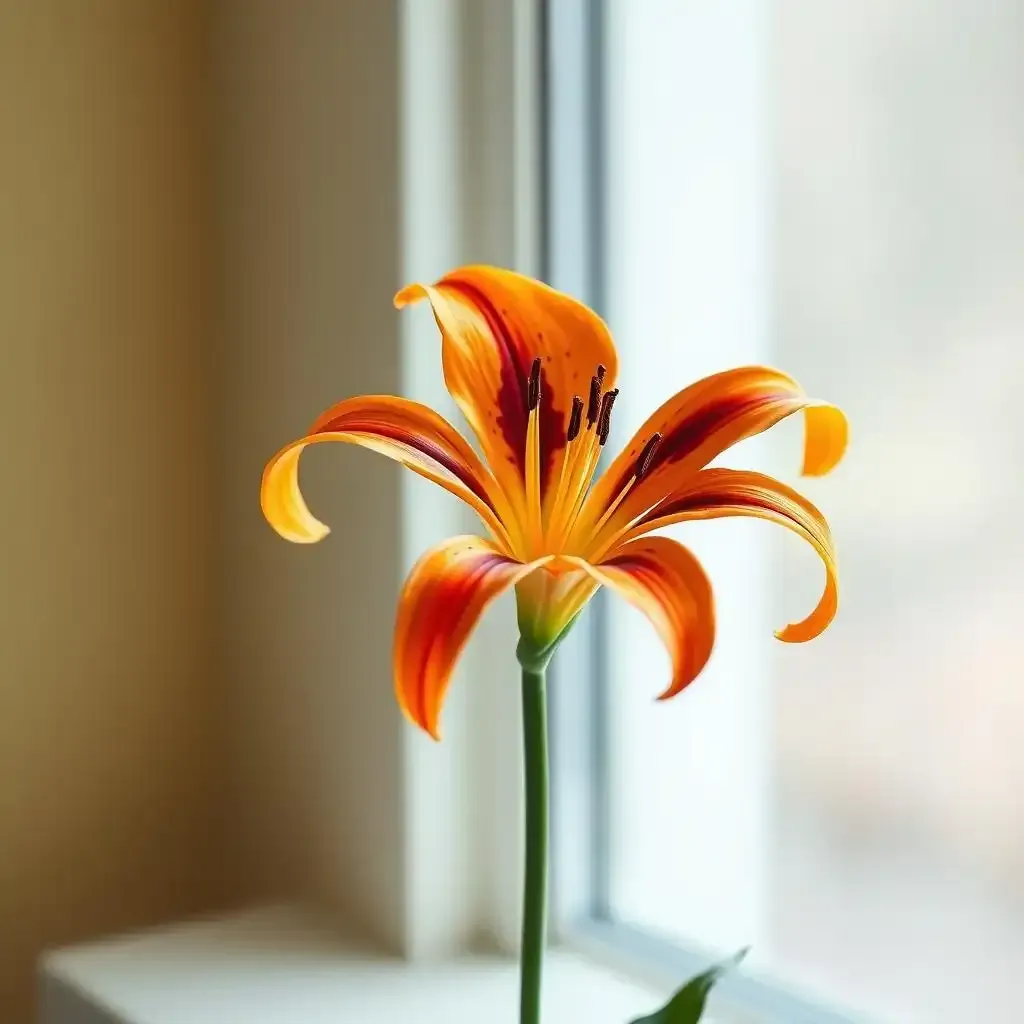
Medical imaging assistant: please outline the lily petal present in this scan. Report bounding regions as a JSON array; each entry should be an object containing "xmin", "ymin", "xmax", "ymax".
[
  {"xmin": 394, "ymin": 536, "xmax": 551, "ymax": 739},
  {"xmin": 586, "ymin": 366, "xmax": 847, "ymax": 540},
  {"xmin": 564, "ymin": 537, "xmax": 716, "ymax": 700},
  {"xmin": 624, "ymin": 468, "xmax": 838, "ymax": 643},
  {"xmin": 261, "ymin": 395, "xmax": 512, "ymax": 551},
  {"xmin": 395, "ymin": 265, "xmax": 619, "ymax": 506}
]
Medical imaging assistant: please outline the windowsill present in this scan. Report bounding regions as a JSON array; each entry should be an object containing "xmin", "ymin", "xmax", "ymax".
[{"xmin": 40, "ymin": 905, "xmax": 666, "ymax": 1024}]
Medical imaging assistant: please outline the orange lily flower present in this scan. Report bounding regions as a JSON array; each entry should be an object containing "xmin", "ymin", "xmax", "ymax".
[{"xmin": 262, "ymin": 266, "xmax": 846, "ymax": 739}]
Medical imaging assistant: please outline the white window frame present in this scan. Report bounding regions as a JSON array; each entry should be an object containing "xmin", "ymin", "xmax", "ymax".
[{"xmin": 543, "ymin": 3, "xmax": 862, "ymax": 1021}]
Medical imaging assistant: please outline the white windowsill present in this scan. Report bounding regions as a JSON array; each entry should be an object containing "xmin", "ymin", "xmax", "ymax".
[{"xmin": 40, "ymin": 906, "xmax": 665, "ymax": 1024}]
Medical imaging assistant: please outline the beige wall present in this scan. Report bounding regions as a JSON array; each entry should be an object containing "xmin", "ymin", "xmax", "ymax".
[
  {"xmin": 0, "ymin": 2, "xmax": 226, "ymax": 1018},
  {"xmin": 0, "ymin": 1, "xmax": 423, "ymax": 1013},
  {"xmin": 214, "ymin": 0, "xmax": 407, "ymax": 948}
]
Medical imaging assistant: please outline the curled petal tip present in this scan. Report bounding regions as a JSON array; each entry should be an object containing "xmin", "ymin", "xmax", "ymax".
[
  {"xmin": 282, "ymin": 523, "xmax": 330, "ymax": 544},
  {"xmin": 394, "ymin": 282, "xmax": 427, "ymax": 309},
  {"xmin": 774, "ymin": 595, "xmax": 836, "ymax": 642},
  {"xmin": 775, "ymin": 623, "xmax": 822, "ymax": 644},
  {"xmin": 261, "ymin": 443, "xmax": 334, "ymax": 544},
  {"xmin": 656, "ymin": 677, "xmax": 693, "ymax": 701},
  {"xmin": 263, "ymin": 515, "xmax": 330, "ymax": 544},
  {"xmin": 417, "ymin": 716, "xmax": 442, "ymax": 742},
  {"xmin": 397, "ymin": 697, "xmax": 441, "ymax": 740},
  {"xmin": 801, "ymin": 404, "xmax": 848, "ymax": 477}
]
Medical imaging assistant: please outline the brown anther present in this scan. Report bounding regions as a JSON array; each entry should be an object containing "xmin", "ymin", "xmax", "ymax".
[
  {"xmin": 566, "ymin": 396, "xmax": 584, "ymax": 442},
  {"xmin": 527, "ymin": 357, "xmax": 542, "ymax": 411},
  {"xmin": 634, "ymin": 433, "xmax": 662, "ymax": 479},
  {"xmin": 597, "ymin": 388, "xmax": 619, "ymax": 445},
  {"xmin": 596, "ymin": 363, "xmax": 607, "ymax": 384},
  {"xmin": 586, "ymin": 375, "xmax": 602, "ymax": 426}
]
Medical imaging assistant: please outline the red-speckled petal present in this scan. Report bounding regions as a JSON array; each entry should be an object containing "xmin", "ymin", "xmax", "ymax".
[
  {"xmin": 394, "ymin": 536, "xmax": 551, "ymax": 739},
  {"xmin": 624, "ymin": 468, "xmax": 839, "ymax": 643},
  {"xmin": 586, "ymin": 366, "xmax": 846, "ymax": 544},
  {"xmin": 261, "ymin": 395, "xmax": 511, "ymax": 552},
  {"xmin": 563, "ymin": 537, "xmax": 716, "ymax": 700},
  {"xmin": 396, "ymin": 266, "xmax": 619, "ymax": 515}
]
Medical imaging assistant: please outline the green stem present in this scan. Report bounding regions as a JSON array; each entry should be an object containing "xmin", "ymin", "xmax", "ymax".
[{"xmin": 519, "ymin": 665, "xmax": 549, "ymax": 1024}]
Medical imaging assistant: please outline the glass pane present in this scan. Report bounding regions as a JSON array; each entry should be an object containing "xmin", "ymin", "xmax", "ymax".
[{"xmin": 601, "ymin": 2, "xmax": 1024, "ymax": 1021}]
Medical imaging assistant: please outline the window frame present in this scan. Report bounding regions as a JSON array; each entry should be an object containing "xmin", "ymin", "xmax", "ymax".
[{"xmin": 543, "ymin": 4, "xmax": 861, "ymax": 1021}]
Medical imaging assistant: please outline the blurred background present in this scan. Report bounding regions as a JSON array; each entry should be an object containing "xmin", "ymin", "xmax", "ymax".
[
  {"xmin": 0, "ymin": 3, "xmax": 227, "ymax": 1017},
  {"xmin": 1, "ymin": 3, "xmax": 412, "ymax": 1019},
  {"xmin": 602, "ymin": 1, "xmax": 1024, "ymax": 1022},
  {"xmin": 2, "ymin": 1, "xmax": 1022, "ymax": 1022},
  {"xmin": 773, "ymin": 2, "xmax": 1024, "ymax": 1017}
]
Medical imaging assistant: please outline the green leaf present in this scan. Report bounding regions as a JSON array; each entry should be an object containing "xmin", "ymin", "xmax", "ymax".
[{"xmin": 628, "ymin": 948, "xmax": 749, "ymax": 1024}]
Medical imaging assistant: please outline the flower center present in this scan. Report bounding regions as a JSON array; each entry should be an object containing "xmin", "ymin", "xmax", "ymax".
[{"xmin": 523, "ymin": 357, "xmax": 660, "ymax": 562}]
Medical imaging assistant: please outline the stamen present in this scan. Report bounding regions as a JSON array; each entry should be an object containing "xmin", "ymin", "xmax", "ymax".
[
  {"xmin": 566, "ymin": 396, "xmax": 584, "ymax": 442},
  {"xmin": 585, "ymin": 375, "xmax": 602, "ymax": 427},
  {"xmin": 527, "ymin": 357, "xmax": 542, "ymax": 411},
  {"xmin": 555, "ymin": 386, "xmax": 618, "ymax": 549},
  {"xmin": 634, "ymin": 432, "xmax": 662, "ymax": 479},
  {"xmin": 580, "ymin": 431, "xmax": 658, "ymax": 555},
  {"xmin": 549, "ymin": 370, "xmax": 619, "ymax": 553},
  {"xmin": 560, "ymin": 443, "xmax": 601, "ymax": 545},
  {"xmin": 525, "ymin": 359, "xmax": 543, "ymax": 554},
  {"xmin": 597, "ymin": 388, "xmax": 619, "ymax": 445},
  {"xmin": 547, "ymin": 395, "xmax": 586, "ymax": 543}
]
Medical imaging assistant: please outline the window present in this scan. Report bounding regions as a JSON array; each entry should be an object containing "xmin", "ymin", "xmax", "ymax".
[{"xmin": 549, "ymin": 2, "xmax": 1024, "ymax": 1022}]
